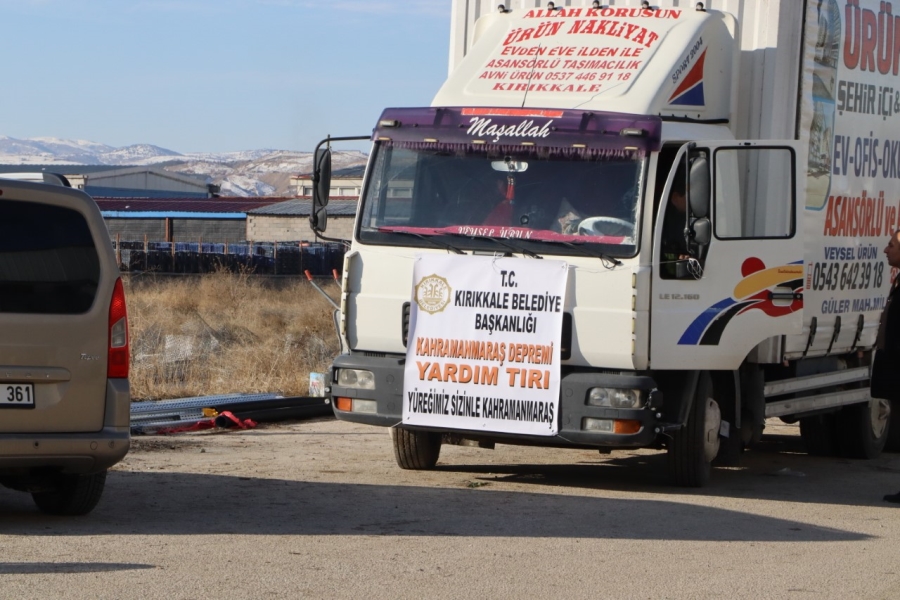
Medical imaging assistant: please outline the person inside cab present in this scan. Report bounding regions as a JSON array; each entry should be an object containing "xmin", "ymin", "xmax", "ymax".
[
  {"xmin": 483, "ymin": 175, "xmax": 515, "ymax": 226},
  {"xmin": 660, "ymin": 167, "xmax": 691, "ymax": 278}
]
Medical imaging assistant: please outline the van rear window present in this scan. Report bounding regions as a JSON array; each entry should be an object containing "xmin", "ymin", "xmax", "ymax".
[{"xmin": 0, "ymin": 200, "xmax": 100, "ymax": 314}]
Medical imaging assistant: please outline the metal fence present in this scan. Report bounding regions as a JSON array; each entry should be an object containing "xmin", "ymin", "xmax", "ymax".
[{"xmin": 112, "ymin": 240, "xmax": 346, "ymax": 276}]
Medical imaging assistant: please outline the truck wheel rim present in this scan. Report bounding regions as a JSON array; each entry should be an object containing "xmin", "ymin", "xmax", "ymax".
[
  {"xmin": 870, "ymin": 398, "xmax": 891, "ymax": 439},
  {"xmin": 704, "ymin": 398, "xmax": 722, "ymax": 462}
]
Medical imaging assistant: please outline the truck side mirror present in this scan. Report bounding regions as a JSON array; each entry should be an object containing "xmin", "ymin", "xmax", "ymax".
[
  {"xmin": 313, "ymin": 206, "xmax": 328, "ymax": 233},
  {"xmin": 311, "ymin": 144, "xmax": 332, "ymax": 233},
  {"xmin": 688, "ymin": 156, "xmax": 710, "ymax": 218},
  {"xmin": 690, "ymin": 216, "xmax": 711, "ymax": 246},
  {"xmin": 313, "ymin": 146, "xmax": 332, "ymax": 209}
]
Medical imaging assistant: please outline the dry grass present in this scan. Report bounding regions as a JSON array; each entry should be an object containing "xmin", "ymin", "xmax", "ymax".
[{"xmin": 124, "ymin": 271, "xmax": 340, "ymax": 401}]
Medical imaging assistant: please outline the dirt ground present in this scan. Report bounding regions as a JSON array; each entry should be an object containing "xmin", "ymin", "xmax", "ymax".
[{"xmin": 1, "ymin": 417, "xmax": 900, "ymax": 599}]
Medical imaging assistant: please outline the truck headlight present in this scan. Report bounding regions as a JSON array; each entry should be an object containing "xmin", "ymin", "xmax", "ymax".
[
  {"xmin": 336, "ymin": 368, "xmax": 375, "ymax": 390},
  {"xmin": 587, "ymin": 388, "xmax": 643, "ymax": 409}
]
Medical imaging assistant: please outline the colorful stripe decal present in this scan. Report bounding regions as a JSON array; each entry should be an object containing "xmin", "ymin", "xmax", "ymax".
[
  {"xmin": 677, "ymin": 259, "xmax": 804, "ymax": 345},
  {"xmin": 678, "ymin": 297, "xmax": 736, "ymax": 345}
]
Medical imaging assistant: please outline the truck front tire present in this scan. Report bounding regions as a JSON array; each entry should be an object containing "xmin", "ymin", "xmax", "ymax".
[
  {"xmin": 667, "ymin": 372, "xmax": 719, "ymax": 487},
  {"xmin": 391, "ymin": 427, "xmax": 441, "ymax": 470}
]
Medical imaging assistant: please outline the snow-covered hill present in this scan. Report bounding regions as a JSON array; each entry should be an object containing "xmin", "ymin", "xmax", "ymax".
[
  {"xmin": 100, "ymin": 144, "xmax": 182, "ymax": 164},
  {"xmin": 0, "ymin": 136, "xmax": 115, "ymax": 164},
  {"xmin": 0, "ymin": 136, "xmax": 368, "ymax": 197}
]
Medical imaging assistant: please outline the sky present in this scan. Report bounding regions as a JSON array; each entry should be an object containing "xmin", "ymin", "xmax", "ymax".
[{"xmin": 1, "ymin": 0, "xmax": 451, "ymax": 153}]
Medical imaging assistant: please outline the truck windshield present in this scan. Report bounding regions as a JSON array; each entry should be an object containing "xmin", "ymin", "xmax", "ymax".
[{"xmin": 358, "ymin": 142, "xmax": 644, "ymax": 257}]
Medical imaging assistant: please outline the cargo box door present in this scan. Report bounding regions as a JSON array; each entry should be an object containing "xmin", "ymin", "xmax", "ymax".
[{"xmin": 650, "ymin": 141, "xmax": 804, "ymax": 370}]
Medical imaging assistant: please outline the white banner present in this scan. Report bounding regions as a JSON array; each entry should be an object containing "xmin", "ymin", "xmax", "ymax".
[{"xmin": 403, "ymin": 255, "xmax": 568, "ymax": 436}]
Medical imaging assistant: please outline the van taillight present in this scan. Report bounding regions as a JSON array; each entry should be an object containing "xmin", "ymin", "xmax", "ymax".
[{"xmin": 108, "ymin": 277, "xmax": 129, "ymax": 379}]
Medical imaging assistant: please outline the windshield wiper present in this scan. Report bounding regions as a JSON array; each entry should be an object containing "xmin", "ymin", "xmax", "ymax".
[
  {"xmin": 386, "ymin": 230, "xmax": 466, "ymax": 254},
  {"xmin": 448, "ymin": 232, "xmax": 542, "ymax": 259},
  {"xmin": 547, "ymin": 239, "xmax": 622, "ymax": 267}
]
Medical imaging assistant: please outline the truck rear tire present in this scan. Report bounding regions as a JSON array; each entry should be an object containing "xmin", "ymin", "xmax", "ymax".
[
  {"xmin": 667, "ymin": 372, "xmax": 719, "ymax": 487},
  {"xmin": 799, "ymin": 413, "xmax": 839, "ymax": 456},
  {"xmin": 31, "ymin": 470, "xmax": 107, "ymax": 516},
  {"xmin": 837, "ymin": 398, "xmax": 890, "ymax": 459},
  {"xmin": 391, "ymin": 427, "xmax": 441, "ymax": 470},
  {"xmin": 885, "ymin": 399, "xmax": 900, "ymax": 453}
]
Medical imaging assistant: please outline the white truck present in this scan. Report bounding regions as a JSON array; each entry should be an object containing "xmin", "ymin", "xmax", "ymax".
[{"xmin": 311, "ymin": 0, "xmax": 900, "ymax": 485}]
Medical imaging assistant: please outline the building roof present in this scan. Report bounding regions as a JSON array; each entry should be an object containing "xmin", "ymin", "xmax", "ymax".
[
  {"xmin": 0, "ymin": 164, "xmax": 140, "ymax": 175},
  {"xmin": 0, "ymin": 164, "xmax": 206, "ymax": 185},
  {"xmin": 87, "ymin": 186, "xmax": 210, "ymax": 199},
  {"xmin": 247, "ymin": 198, "xmax": 358, "ymax": 216},
  {"xmin": 0, "ymin": 164, "xmax": 211, "ymax": 198},
  {"xmin": 87, "ymin": 165, "xmax": 209, "ymax": 187},
  {"xmin": 95, "ymin": 196, "xmax": 288, "ymax": 216}
]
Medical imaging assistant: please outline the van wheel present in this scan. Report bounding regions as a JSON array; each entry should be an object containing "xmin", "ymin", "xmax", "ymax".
[
  {"xmin": 391, "ymin": 427, "xmax": 441, "ymax": 470},
  {"xmin": 799, "ymin": 413, "xmax": 839, "ymax": 456},
  {"xmin": 837, "ymin": 398, "xmax": 891, "ymax": 459},
  {"xmin": 667, "ymin": 372, "xmax": 719, "ymax": 487},
  {"xmin": 31, "ymin": 470, "xmax": 107, "ymax": 516}
]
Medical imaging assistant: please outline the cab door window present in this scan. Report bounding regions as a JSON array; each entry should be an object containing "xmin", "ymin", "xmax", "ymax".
[{"xmin": 714, "ymin": 147, "xmax": 795, "ymax": 239}]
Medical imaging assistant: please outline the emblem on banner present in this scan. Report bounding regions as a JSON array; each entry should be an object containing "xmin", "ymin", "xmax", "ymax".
[{"xmin": 414, "ymin": 274, "xmax": 452, "ymax": 314}]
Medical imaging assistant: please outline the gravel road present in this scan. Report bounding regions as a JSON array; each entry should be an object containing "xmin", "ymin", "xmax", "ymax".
[{"xmin": 1, "ymin": 417, "xmax": 898, "ymax": 599}]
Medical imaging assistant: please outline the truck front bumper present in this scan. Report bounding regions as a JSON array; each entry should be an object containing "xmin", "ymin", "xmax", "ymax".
[{"xmin": 329, "ymin": 353, "xmax": 662, "ymax": 448}]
